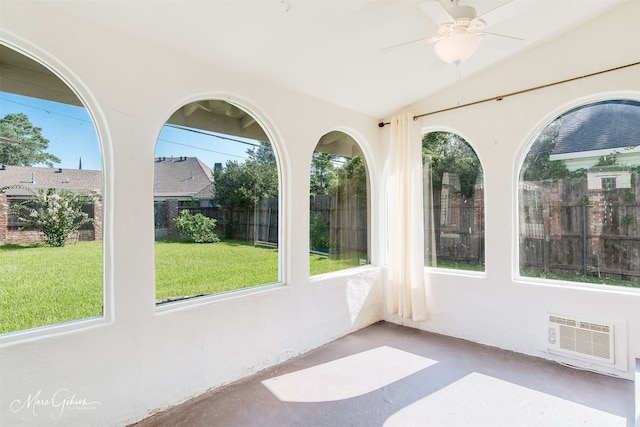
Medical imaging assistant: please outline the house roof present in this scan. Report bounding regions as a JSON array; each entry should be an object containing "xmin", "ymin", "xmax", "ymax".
[
  {"xmin": 1, "ymin": 157, "xmax": 215, "ymax": 199},
  {"xmin": 153, "ymin": 156, "xmax": 214, "ymax": 199},
  {"xmin": 551, "ymin": 100, "xmax": 640, "ymax": 156},
  {"xmin": 0, "ymin": 165, "xmax": 102, "ymax": 196}
]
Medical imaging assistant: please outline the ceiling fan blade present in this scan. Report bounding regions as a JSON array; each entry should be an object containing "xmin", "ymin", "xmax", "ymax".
[
  {"xmin": 380, "ymin": 35, "xmax": 440, "ymax": 53},
  {"xmin": 480, "ymin": 31, "xmax": 524, "ymax": 41},
  {"xmin": 418, "ymin": 1, "xmax": 454, "ymax": 25}
]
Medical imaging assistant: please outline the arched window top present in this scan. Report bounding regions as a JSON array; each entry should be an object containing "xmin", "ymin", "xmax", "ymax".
[
  {"xmin": 165, "ymin": 99, "xmax": 271, "ymax": 143},
  {"xmin": 316, "ymin": 130, "xmax": 364, "ymax": 158}
]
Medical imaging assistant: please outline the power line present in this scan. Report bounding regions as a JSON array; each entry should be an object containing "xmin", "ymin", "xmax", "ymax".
[
  {"xmin": 0, "ymin": 95, "xmax": 93, "ymax": 124},
  {"xmin": 164, "ymin": 124, "xmax": 263, "ymax": 147},
  {"xmin": 157, "ymin": 138, "xmax": 247, "ymax": 160}
]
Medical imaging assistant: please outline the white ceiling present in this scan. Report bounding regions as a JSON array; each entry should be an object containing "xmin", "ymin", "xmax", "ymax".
[{"xmin": 46, "ymin": 0, "xmax": 624, "ymax": 119}]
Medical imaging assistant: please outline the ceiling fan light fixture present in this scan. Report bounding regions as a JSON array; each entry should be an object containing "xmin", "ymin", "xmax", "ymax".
[{"xmin": 433, "ymin": 31, "xmax": 484, "ymax": 64}]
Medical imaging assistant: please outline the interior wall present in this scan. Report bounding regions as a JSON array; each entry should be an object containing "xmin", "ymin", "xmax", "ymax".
[
  {"xmin": 385, "ymin": 0, "xmax": 640, "ymax": 378},
  {"xmin": 0, "ymin": 2, "xmax": 384, "ymax": 426}
]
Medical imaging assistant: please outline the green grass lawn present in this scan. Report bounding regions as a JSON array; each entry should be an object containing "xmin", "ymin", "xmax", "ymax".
[
  {"xmin": 155, "ymin": 239, "xmax": 279, "ymax": 301},
  {"xmin": 0, "ymin": 240, "xmax": 360, "ymax": 334},
  {"xmin": 0, "ymin": 242, "xmax": 104, "ymax": 334}
]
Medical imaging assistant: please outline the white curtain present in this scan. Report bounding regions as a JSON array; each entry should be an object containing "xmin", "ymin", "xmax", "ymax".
[{"xmin": 385, "ymin": 113, "xmax": 428, "ymax": 321}]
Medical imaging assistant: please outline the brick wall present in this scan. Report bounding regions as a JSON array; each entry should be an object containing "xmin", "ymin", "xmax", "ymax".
[{"xmin": 0, "ymin": 193, "xmax": 103, "ymax": 244}]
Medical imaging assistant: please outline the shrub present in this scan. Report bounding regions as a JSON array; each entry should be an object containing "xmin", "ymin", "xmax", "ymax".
[
  {"xmin": 173, "ymin": 210, "xmax": 220, "ymax": 243},
  {"xmin": 7, "ymin": 187, "xmax": 97, "ymax": 247},
  {"xmin": 310, "ymin": 211, "xmax": 329, "ymax": 250}
]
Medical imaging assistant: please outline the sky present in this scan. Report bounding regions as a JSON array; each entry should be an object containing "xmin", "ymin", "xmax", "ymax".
[{"xmin": 0, "ymin": 92, "xmax": 256, "ymax": 171}]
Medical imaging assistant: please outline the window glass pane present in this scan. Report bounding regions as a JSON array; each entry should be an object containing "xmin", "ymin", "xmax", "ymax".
[
  {"xmin": 423, "ymin": 131, "xmax": 484, "ymax": 271},
  {"xmin": 519, "ymin": 100, "xmax": 640, "ymax": 288},
  {"xmin": 310, "ymin": 131, "xmax": 369, "ymax": 275},
  {"xmin": 154, "ymin": 100, "xmax": 279, "ymax": 304},
  {"xmin": 0, "ymin": 44, "xmax": 103, "ymax": 334}
]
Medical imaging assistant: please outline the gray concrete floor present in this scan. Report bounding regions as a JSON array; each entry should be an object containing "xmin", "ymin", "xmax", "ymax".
[{"xmin": 130, "ymin": 321, "xmax": 635, "ymax": 427}]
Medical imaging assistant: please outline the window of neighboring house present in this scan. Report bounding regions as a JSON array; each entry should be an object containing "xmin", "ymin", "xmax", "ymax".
[
  {"xmin": 423, "ymin": 131, "xmax": 485, "ymax": 271},
  {"xmin": 0, "ymin": 44, "xmax": 103, "ymax": 335},
  {"xmin": 519, "ymin": 99, "xmax": 640, "ymax": 288},
  {"xmin": 309, "ymin": 131, "xmax": 369, "ymax": 275},
  {"xmin": 602, "ymin": 177, "xmax": 616, "ymax": 191},
  {"xmin": 154, "ymin": 100, "xmax": 280, "ymax": 304}
]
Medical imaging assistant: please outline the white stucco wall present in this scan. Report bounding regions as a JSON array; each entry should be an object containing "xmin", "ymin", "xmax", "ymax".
[
  {"xmin": 0, "ymin": 2, "xmax": 384, "ymax": 426},
  {"xmin": 385, "ymin": 0, "xmax": 640, "ymax": 379}
]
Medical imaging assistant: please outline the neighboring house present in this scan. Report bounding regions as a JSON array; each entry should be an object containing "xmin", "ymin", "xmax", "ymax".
[
  {"xmin": 0, "ymin": 156, "xmax": 215, "ymax": 243},
  {"xmin": 549, "ymin": 100, "xmax": 640, "ymax": 171},
  {"xmin": 153, "ymin": 156, "xmax": 214, "ymax": 207},
  {"xmin": 586, "ymin": 165, "xmax": 631, "ymax": 190},
  {"xmin": 154, "ymin": 156, "xmax": 215, "ymax": 239},
  {"xmin": 0, "ymin": 165, "xmax": 102, "ymax": 243}
]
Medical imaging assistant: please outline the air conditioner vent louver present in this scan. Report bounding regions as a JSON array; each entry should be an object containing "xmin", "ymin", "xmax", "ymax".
[{"xmin": 548, "ymin": 314, "xmax": 614, "ymax": 364}]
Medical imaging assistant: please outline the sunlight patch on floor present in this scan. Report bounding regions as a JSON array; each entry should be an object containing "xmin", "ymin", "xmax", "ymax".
[
  {"xmin": 383, "ymin": 372, "xmax": 626, "ymax": 427},
  {"xmin": 262, "ymin": 345, "xmax": 437, "ymax": 402}
]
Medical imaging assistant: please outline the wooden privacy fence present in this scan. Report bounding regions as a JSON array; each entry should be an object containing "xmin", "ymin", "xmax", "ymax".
[
  {"xmin": 520, "ymin": 202, "xmax": 640, "ymax": 281},
  {"xmin": 310, "ymin": 194, "xmax": 367, "ymax": 256},
  {"xmin": 154, "ymin": 196, "xmax": 367, "ymax": 254},
  {"xmin": 431, "ymin": 188, "xmax": 485, "ymax": 266}
]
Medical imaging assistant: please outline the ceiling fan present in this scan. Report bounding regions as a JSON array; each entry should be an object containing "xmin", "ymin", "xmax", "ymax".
[{"xmin": 384, "ymin": 0, "xmax": 522, "ymax": 64}]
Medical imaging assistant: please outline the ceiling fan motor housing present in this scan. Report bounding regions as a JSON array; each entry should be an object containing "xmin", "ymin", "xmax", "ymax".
[{"xmin": 450, "ymin": 5, "xmax": 477, "ymax": 20}]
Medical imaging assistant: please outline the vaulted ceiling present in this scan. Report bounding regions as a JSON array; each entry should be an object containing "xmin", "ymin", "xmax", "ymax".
[{"xmin": 12, "ymin": 1, "xmax": 631, "ymax": 118}]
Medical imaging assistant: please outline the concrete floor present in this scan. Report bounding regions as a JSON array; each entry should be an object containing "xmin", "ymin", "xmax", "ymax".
[{"xmin": 130, "ymin": 321, "xmax": 635, "ymax": 427}]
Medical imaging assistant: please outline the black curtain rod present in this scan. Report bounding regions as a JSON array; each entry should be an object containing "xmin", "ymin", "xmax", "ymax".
[{"xmin": 378, "ymin": 61, "xmax": 640, "ymax": 128}]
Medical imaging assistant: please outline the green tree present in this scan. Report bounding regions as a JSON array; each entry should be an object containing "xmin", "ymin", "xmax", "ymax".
[
  {"xmin": 213, "ymin": 160, "xmax": 255, "ymax": 209},
  {"xmin": 0, "ymin": 113, "xmax": 61, "ymax": 167},
  {"xmin": 521, "ymin": 118, "xmax": 571, "ymax": 181},
  {"xmin": 335, "ymin": 155, "xmax": 367, "ymax": 203},
  {"xmin": 213, "ymin": 141, "xmax": 278, "ymax": 210},
  {"xmin": 310, "ymin": 152, "xmax": 338, "ymax": 196},
  {"xmin": 422, "ymin": 132, "xmax": 480, "ymax": 198},
  {"xmin": 6, "ymin": 187, "xmax": 97, "ymax": 247},
  {"xmin": 245, "ymin": 141, "xmax": 278, "ymax": 200}
]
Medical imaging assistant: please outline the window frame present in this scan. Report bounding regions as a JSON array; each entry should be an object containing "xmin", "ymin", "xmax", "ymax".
[
  {"xmin": 421, "ymin": 129, "xmax": 486, "ymax": 274},
  {"xmin": 515, "ymin": 95, "xmax": 640, "ymax": 292},
  {"xmin": 153, "ymin": 97, "xmax": 286, "ymax": 310},
  {"xmin": 308, "ymin": 130, "xmax": 372, "ymax": 277},
  {"xmin": 0, "ymin": 41, "xmax": 108, "ymax": 340}
]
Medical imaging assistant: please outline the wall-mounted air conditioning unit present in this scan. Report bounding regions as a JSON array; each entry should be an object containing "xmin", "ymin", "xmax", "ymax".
[{"xmin": 547, "ymin": 314, "xmax": 615, "ymax": 364}]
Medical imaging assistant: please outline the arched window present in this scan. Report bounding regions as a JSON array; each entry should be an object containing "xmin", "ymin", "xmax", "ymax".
[
  {"xmin": 519, "ymin": 99, "xmax": 640, "ymax": 288},
  {"xmin": 0, "ymin": 44, "xmax": 103, "ymax": 334},
  {"xmin": 309, "ymin": 131, "xmax": 369, "ymax": 275},
  {"xmin": 423, "ymin": 131, "xmax": 484, "ymax": 271},
  {"xmin": 154, "ymin": 99, "xmax": 280, "ymax": 304}
]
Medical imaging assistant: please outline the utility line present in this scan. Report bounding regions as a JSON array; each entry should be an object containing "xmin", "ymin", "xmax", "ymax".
[
  {"xmin": 157, "ymin": 138, "xmax": 246, "ymax": 160},
  {"xmin": 164, "ymin": 124, "xmax": 263, "ymax": 147}
]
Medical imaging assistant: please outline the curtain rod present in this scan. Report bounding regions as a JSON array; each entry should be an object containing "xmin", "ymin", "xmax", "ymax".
[{"xmin": 377, "ymin": 61, "xmax": 640, "ymax": 128}]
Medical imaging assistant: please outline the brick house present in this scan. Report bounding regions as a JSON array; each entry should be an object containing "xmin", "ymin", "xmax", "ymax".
[
  {"xmin": 1, "ymin": 157, "xmax": 214, "ymax": 243},
  {"xmin": 0, "ymin": 165, "xmax": 102, "ymax": 243},
  {"xmin": 153, "ymin": 156, "xmax": 215, "ymax": 239}
]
